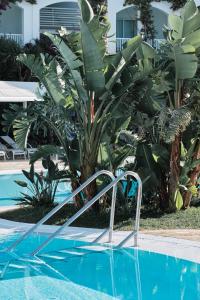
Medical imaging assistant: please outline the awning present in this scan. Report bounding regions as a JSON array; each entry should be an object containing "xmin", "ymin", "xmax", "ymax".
[{"xmin": 0, "ymin": 81, "xmax": 40, "ymax": 102}]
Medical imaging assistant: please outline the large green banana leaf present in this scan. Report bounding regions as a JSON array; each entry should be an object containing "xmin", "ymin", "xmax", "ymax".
[
  {"xmin": 173, "ymin": 45, "xmax": 198, "ymax": 79},
  {"xmin": 104, "ymin": 36, "xmax": 142, "ymax": 92},
  {"xmin": 168, "ymin": 0, "xmax": 200, "ymax": 48},
  {"xmin": 18, "ymin": 54, "xmax": 67, "ymax": 104},
  {"xmin": 80, "ymin": 21, "xmax": 105, "ymax": 94},
  {"xmin": 79, "ymin": 0, "xmax": 93, "ymax": 23},
  {"xmin": 44, "ymin": 33, "xmax": 88, "ymax": 104}
]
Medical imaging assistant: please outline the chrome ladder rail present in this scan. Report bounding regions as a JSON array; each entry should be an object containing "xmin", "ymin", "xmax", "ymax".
[
  {"xmin": 117, "ymin": 171, "xmax": 142, "ymax": 248},
  {"xmin": 6, "ymin": 170, "xmax": 115, "ymax": 253},
  {"xmin": 31, "ymin": 171, "xmax": 142, "ymax": 256},
  {"xmin": 6, "ymin": 170, "xmax": 142, "ymax": 256}
]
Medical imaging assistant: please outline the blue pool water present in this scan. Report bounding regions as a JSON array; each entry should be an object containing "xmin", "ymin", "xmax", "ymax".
[
  {"xmin": 0, "ymin": 233, "xmax": 199, "ymax": 300},
  {"xmin": 0, "ymin": 173, "xmax": 72, "ymax": 206}
]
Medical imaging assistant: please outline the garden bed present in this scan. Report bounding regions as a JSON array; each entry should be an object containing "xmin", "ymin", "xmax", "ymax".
[{"xmin": 0, "ymin": 205, "xmax": 199, "ymax": 231}]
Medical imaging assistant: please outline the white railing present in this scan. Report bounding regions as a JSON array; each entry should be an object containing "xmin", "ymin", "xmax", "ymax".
[
  {"xmin": 0, "ymin": 33, "xmax": 24, "ymax": 46},
  {"xmin": 116, "ymin": 38, "xmax": 165, "ymax": 52},
  {"xmin": 149, "ymin": 39, "xmax": 165, "ymax": 50},
  {"xmin": 116, "ymin": 38, "xmax": 130, "ymax": 52},
  {"xmin": 40, "ymin": 7, "xmax": 81, "ymax": 32}
]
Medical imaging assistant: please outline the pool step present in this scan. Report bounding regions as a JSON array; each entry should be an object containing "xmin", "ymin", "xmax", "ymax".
[
  {"xmin": 39, "ymin": 247, "xmax": 90, "ymax": 262},
  {"xmin": 0, "ymin": 244, "xmax": 111, "ymax": 278},
  {"xmin": 38, "ymin": 244, "xmax": 111, "ymax": 263},
  {"xmin": 0, "ymin": 255, "xmax": 46, "ymax": 279}
]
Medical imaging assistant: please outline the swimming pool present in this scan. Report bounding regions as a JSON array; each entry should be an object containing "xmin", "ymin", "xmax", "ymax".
[
  {"xmin": 0, "ymin": 233, "xmax": 199, "ymax": 300},
  {"xmin": 0, "ymin": 173, "xmax": 72, "ymax": 206}
]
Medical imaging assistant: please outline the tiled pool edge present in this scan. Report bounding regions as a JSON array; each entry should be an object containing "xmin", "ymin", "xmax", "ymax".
[{"xmin": 0, "ymin": 218, "xmax": 199, "ymax": 264}]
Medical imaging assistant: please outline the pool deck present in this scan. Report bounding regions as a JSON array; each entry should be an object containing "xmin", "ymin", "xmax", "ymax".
[
  {"xmin": 0, "ymin": 218, "xmax": 199, "ymax": 264},
  {"xmin": 0, "ymin": 159, "xmax": 60, "ymax": 173}
]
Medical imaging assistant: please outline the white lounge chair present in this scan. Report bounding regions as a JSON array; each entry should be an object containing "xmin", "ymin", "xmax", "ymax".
[
  {"xmin": 0, "ymin": 136, "xmax": 27, "ymax": 160},
  {"xmin": 0, "ymin": 150, "xmax": 6, "ymax": 160},
  {"xmin": 0, "ymin": 143, "xmax": 8, "ymax": 160},
  {"xmin": 1, "ymin": 136, "xmax": 37, "ymax": 159}
]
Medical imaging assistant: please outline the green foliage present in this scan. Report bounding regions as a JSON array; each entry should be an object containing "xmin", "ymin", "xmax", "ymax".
[
  {"xmin": 0, "ymin": 38, "xmax": 21, "ymax": 81},
  {"xmin": 15, "ymin": 158, "xmax": 66, "ymax": 207},
  {"xmin": 0, "ymin": 0, "xmax": 36, "ymax": 13},
  {"xmin": 88, "ymin": 0, "xmax": 107, "ymax": 15},
  {"xmin": 158, "ymin": 107, "xmax": 192, "ymax": 143},
  {"xmin": 125, "ymin": 0, "xmax": 200, "ymax": 211},
  {"xmin": 3, "ymin": 0, "xmax": 199, "ymax": 214},
  {"xmin": 4, "ymin": 0, "xmax": 142, "ymax": 206},
  {"xmin": 179, "ymin": 139, "xmax": 200, "ymax": 187},
  {"xmin": 0, "ymin": 35, "xmax": 55, "ymax": 82}
]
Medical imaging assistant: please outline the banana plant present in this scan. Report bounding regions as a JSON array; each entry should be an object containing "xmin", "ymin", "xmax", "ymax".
[
  {"xmin": 8, "ymin": 0, "xmax": 142, "ymax": 208},
  {"xmin": 179, "ymin": 138, "xmax": 200, "ymax": 208},
  {"xmin": 150, "ymin": 0, "xmax": 200, "ymax": 210}
]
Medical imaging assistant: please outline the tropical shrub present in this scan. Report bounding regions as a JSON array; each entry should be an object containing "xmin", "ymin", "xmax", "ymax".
[
  {"xmin": 4, "ymin": 0, "xmax": 142, "ymax": 211},
  {"xmin": 126, "ymin": 0, "xmax": 200, "ymax": 211},
  {"xmin": 0, "ymin": 38, "xmax": 22, "ymax": 81},
  {"xmin": 15, "ymin": 158, "xmax": 65, "ymax": 207}
]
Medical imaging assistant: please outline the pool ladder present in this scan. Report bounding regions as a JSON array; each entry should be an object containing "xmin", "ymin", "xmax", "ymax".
[{"xmin": 6, "ymin": 170, "xmax": 142, "ymax": 256}]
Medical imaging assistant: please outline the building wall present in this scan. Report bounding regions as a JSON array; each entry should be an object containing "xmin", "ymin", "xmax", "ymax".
[
  {"xmin": 18, "ymin": 0, "xmax": 78, "ymax": 43},
  {"xmin": 107, "ymin": 0, "xmax": 200, "ymax": 53},
  {"xmin": 1, "ymin": 0, "xmax": 200, "ymax": 48}
]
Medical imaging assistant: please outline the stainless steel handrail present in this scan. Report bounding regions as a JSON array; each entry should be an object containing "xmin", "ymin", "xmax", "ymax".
[
  {"xmin": 7, "ymin": 170, "xmax": 115, "ymax": 253},
  {"xmin": 117, "ymin": 171, "xmax": 142, "ymax": 248},
  {"xmin": 31, "ymin": 171, "xmax": 142, "ymax": 255}
]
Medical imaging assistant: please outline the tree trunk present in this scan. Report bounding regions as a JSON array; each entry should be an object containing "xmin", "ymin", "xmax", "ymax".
[
  {"xmin": 168, "ymin": 135, "xmax": 181, "ymax": 211},
  {"xmin": 183, "ymin": 141, "xmax": 200, "ymax": 208},
  {"xmin": 80, "ymin": 162, "xmax": 99, "ymax": 213},
  {"xmin": 159, "ymin": 175, "xmax": 169, "ymax": 211},
  {"xmin": 71, "ymin": 177, "xmax": 83, "ymax": 208}
]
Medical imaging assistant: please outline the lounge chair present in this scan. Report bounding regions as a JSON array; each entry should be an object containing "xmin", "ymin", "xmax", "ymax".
[
  {"xmin": 1, "ymin": 136, "xmax": 37, "ymax": 159},
  {"xmin": 0, "ymin": 136, "xmax": 27, "ymax": 160},
  {"xmin": 0, "ymin": 143, "xmax": 8, "ymax": 160},
  {"xmin": 0, "ymin": 151, "xmax": 6, "ymax": 160},
  {"xmin": 0, "ymin": 143, "xmax": 7, "ymax": 160}
]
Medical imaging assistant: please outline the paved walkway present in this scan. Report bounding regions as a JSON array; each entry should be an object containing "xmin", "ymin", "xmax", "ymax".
[
  {"xmin": 0, "ymin": 159, "xmax": 65, "ymax": 173},
  {"xmin": 0, "ymin": 160, "xmax": 44, "ymax": 172},
  {"xmin": 142, "ymin": 229, "xmax": 200, "ymax": 242}
]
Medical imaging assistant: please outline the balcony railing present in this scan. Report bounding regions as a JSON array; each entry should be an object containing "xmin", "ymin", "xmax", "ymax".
[
  {"xmin": 40, "ymin": 7, "xmax": 81, "ymax": 32},
  {"xmin": 149, "ymin": 39, "xmax": 166, "ymax": 49},
  {"xmin": 116, "ymin": 38, "xmax": 130, "ymax": 52},
  {"xmin": 116, "ymin": 38, "xmax": 165, "ymax": 52},
  {"xmin": 0, "ymin": 33, "xmax": 24, "ymax": 46}
]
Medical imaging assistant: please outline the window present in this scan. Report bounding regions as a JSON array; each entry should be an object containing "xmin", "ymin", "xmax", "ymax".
[{"xmin": 116, "ymin": 20, "xmax": 136, "ymax": 38}]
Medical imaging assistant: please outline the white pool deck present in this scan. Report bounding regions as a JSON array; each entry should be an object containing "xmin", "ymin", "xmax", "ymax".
[{"xmin": 0, "ymin": 218, "xmax": 199, "ymax": 264}]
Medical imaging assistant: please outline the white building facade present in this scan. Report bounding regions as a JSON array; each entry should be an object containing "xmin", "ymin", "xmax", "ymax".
[
  {"xmin": 0, "ymin": 0, "xmax": 200, "ymax": 53},
  {"xmin": 0, "ymin": 0, "xmax": 80, "ymax": 45}
]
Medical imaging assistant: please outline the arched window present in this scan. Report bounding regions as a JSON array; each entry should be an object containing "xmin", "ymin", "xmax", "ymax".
[
  {"xmin": 116, "ymin": 7, "xmax": 137, "ymax": 39},
  {"xmin": 40, "ymin": 2, "xmax": 80, "ymax": 34}
]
